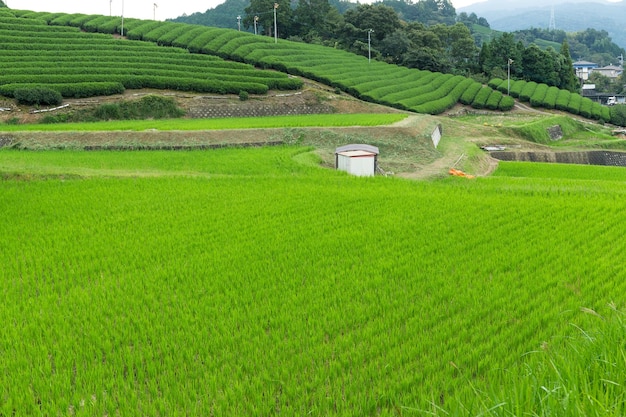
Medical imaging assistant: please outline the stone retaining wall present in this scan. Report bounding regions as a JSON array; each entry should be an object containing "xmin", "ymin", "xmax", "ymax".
[{"xmin": 188, "ymin": 103, "xmax": 335, "ymax": 119}]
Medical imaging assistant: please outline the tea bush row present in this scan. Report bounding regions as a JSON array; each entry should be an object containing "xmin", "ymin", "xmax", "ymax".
[
  {"xmin": 490, "ymin": 77, "xmax": 612, "ymax": 123},
  {"xmin": 20, "ymin": 10, "xmax": 509, "ymax": 114},
  {"xmin": 0, "ymin": 13, "xmax": 301, "ymax": 99}
]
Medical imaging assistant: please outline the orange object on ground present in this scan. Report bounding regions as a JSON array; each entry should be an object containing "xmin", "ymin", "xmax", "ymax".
[{"xmin": 448, "ymin": 168, "xmax": 475, "ymax": 179}]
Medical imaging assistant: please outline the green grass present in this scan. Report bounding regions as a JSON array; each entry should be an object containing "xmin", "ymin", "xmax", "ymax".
[
  {"xmin": 494, "ymin": 160, "xmax": 626, "ymax": 181},
  {"xmin": 1, "ymin": 147, "xmax": 625, "ymax": 416},
  {"xmin": 0, "ymin": 113, "xmax": 408, "ymax": 132}
]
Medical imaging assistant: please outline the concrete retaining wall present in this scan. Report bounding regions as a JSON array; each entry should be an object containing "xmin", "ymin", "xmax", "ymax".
[{"xmin": 490, "ymin": 150, "xmax": 626, "ymax": 167}]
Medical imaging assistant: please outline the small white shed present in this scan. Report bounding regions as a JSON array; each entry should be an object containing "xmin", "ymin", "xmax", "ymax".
[{"xmin": 335, "ymin": 144, "xmax": 379, "ymax": 177}]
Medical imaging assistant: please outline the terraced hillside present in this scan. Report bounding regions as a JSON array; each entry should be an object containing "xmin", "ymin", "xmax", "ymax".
[
  {"xmin": 4, "ymin": 9, "xmax": 512, "ymax": 114},
  {"xmin": 0, "ymin": 11, "xmax": 301, "ymax": 100},
  {"xmin": 2, "ymin": 8, "xmax": 622, "ymax": 125}
]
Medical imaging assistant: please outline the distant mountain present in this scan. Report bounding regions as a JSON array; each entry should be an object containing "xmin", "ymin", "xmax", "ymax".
[
  {"xmin": 169, "ymin": 0, "xmax": 356, "ymax": 28},
  {"xmin": 459, "ymin": 0, "xmax": 626, "ymax": 50},
  {"xmin": 168, "ymin": 0, "xmax": 248, "ymax": 29}
]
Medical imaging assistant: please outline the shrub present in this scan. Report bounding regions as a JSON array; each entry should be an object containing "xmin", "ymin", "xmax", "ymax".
[
  {"xmin": 487, "ymin": 78, "xmax": 504, "ymax": 90},
  {"xmin": 93, "ymin": 103, "xmax": 123, "ymax": 120},
  {"xmin": 239, "ymin": 90, "xmax": 249, "ymax": 101},
  {"xmin": 519, "ymin": 81, "xmax": 538, "ymax": 102},
  {"xmin": 555, "ymin": 89, "xmax": 572, "ymax": 111},
  {"xmin": 485, "ymin": 90, "xmax": 503, "ymax": 110},
  {"xmin": 13, "ymin": 87, "xmax": 62, "ymax": 105},
  {"xmin": 460, "ymin": 82, "xmax": 482, "ymax": 105},
  {"xmin": 579, "ymin": 97, "xmax": 593, "ymax": 118},
  {"xmin": 91, "ymin": 95, "xmax": 184, "ymax": 120},
  {"xmin": 567, "ymin": 94, "xmax": 582, "ymax": 115},
  {"xmin": 591, "ymin": 102, "xmax": 604, "ymax": 120},
  {"xmin": 133, "ymin": 95, "xmax": 185, "ymax": 119},
  {"xmin": 609, "ymin": 104, "xmax": 626, "ymax": 126},
  {"xmin": 601, "ymin": 106, "xmax": 611, "ymax": 123},
  {"xmin": 509, "ymin": 80, "xmax": 526, "ymax": 98},
  {"xmin": 471, "ymin": 87, "xmax": 492, "ymax": 109},
  {"xmin": 542, "ymin": 86, "xmax": 560, "ymax": 109},
  {"xmin": 499, "ymin": 95, "xmax": 515, "ymax": 111},
  {"xmin": 529, "ymin": 84, "xmax": 548, "ymax": 107}
]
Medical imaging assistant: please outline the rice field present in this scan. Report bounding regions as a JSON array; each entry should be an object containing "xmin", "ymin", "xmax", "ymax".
[
  {"xmin": 1, "ymin": 148, "xmax": 625, "ymax": 416},
  {"xmin": 0, "ymin": 114, "xmax": 408, "ymax": 132}
]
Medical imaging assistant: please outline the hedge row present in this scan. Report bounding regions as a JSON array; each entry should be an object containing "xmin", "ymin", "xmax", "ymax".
[
  {"xmin": 0, "ymin": 82, "xmax": 125, "ymax": 98},
  {"xmin": 27, "ymin": 12, "xmax": 511, "ymax": 114},
  {"xmin": 1, "ymin": 74, "xmax": 270, "ymax": 95},
  {"xmin": 0, "ymin": 17, "xmax": 302, "ymax": 99},
  {"xmin": 488, "ymin": 77, "xmax": 611, "ymax": 123},
  {"xmin": 460, "ymin": 82, "xmax": 482, "ymax": 105}
]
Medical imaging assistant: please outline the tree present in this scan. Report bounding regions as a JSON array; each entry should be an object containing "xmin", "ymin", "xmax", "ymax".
[
  {"xmin": 339, "ymin": 4, "xmax": 401, "ymax": 57},
  {"xmin": 0, "ymin": 1, "xmax": 6, "ymax": 7},
  {"xmin": 558, "ymin": 40, "xmax": 580, "ymax": 92},
  {"xmin": 522, "ymin": 44, "xmax": 558, "ymax": 86},
  {"xmin": 431, "ymin": 23, "xmax": 478, "ymax": 74},
  {"xmin": 481, "ymin": 33, "xmax": 523, "ymax": 79},
  {"xmin": 343, "ymin": 4, "xmax": 401, "ymax": 42},
  {"xmin": 380, "ymin": 30, "xmax": 412, "ymax": 64},
  {"xmin": 413, "ymin": 0, "xmax": 456, "ymax": 26},
  {"xmin": 615, "ymin": 72, "xmax": 626, "ymax": 94},
  {"xmin": 403, "ymin": 48, "xmax": 447, "ymax": 72},
  {"xmin": 293, "ymin": 0, "xmax": 342, "ymax": 42},
  {"xmin": 477, "ymin": 17, "xmax": 489, "ymax": 28},
  {"xmin": 589, "ymin": 72, "xmax": 612, "ymax": 92}
]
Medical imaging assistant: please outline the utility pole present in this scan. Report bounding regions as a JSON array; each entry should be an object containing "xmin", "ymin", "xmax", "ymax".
[
  {"xmin": 367, "ymin": 29, "xmax": 374, "ymax": 64},
  {"xmin": 120, "ymin": 0, "xmax": 125, "ymax": 37},
  {"xmin": 274, "ymin": 3, "xmax": 278, "ymax": 44},
  {"xmin": 110, "ymin": 0, "xmax": 112, "ymax": 17},
  {"xmin": 254, "ymin": 16, "xmax": 258, "ymax": 35},
  {"xmin": 508, "ymin": 58, "xmax": 513, "ymax": 95},
  {"xmin": 154, "ymin": 3, "xmax": 158, "ymax": 21},
  {"xmin": 237, "ymin": 15, "xmax": 241, "ymax": 31}
]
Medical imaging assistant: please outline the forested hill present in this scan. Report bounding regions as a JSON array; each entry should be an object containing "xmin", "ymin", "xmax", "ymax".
[
  {"xmin": 459, "ymin": 0, "xmax": 626, "ymax": 51},
  {"xmin": 168, "ymin": 0, "xmax": 456, "ymax": 29},
  {"xmin": 167, "ymin": 0, "xmax": 249, "ymax": 30}
]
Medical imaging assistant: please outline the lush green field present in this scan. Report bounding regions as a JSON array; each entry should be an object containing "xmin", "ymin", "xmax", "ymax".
[
  {"xmin": 0, "ymin": 114, "xmax": 407, "ymax": 132},
  {"xmin": 1, "ymin": 148, "xmax": 625, "ymax": 416}
]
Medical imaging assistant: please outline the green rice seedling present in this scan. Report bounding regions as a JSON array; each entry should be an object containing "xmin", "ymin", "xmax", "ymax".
[
  {"xmin": 2, "ymin": 148, "xmax": 626, "ymax": 415},
  {"xmin": 0, "ymin": 113, "xmax": 407, "ymax": 132}
]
